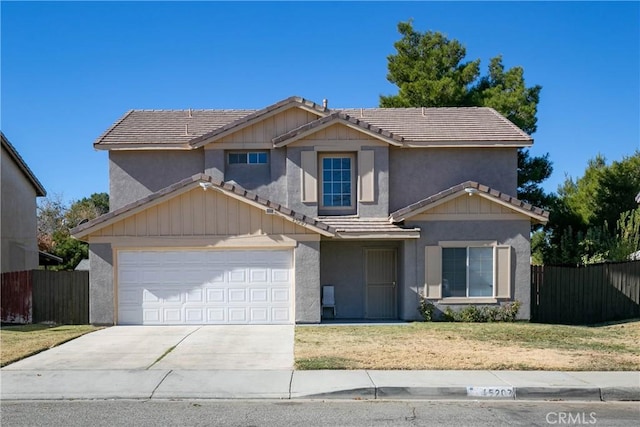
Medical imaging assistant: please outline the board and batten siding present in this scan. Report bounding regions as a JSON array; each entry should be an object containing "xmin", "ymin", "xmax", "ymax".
[
  {"xmin": 88, "ymin": 187, "xmax": 314, "ymax": 238},
  {"xmin": 412, "ymin": 194, "xmax": 526, "ymax": 221},
  {"xmin": 213, "ymin": 108, "xmax": 320, "ymax": 146},
  {"xmin": 296, "ymin": 123, "xmax": 381, "ymax": 142}
]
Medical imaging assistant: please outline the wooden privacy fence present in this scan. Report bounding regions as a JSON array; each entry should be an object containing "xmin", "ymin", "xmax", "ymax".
[
  {"xmin": 1, "ymin": 270, "xmax": 89, "ymax": 324},
  {"xmin": 531, "ymin": 261, "xmax": 640, "ymax": 325}
]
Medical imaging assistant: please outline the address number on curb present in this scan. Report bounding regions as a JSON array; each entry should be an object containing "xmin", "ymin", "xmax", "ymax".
[{"xmin": 467, "ymin": 386, "xmax": 514, "ymax": 398}]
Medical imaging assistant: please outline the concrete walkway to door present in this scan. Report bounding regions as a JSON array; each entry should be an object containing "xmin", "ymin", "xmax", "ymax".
[{"xmin": 2, "ymin": 325, "xmax": 294, "ymax": 370}]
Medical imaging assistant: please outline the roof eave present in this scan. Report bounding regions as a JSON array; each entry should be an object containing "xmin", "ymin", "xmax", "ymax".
[
  {"xmin": 93, "ymin": 143, "xmax": 192, "ymax": 151},
  {"xmin": 1, "ymin": 132, "xmax": 47, "ymax": 197},
  {"xmin": 401, "ymin": 139, "xmax": 533, "ymax": 148},
  {"xmin": 334, "ymin": 231, "xmax": 420, "ymax": 240}
]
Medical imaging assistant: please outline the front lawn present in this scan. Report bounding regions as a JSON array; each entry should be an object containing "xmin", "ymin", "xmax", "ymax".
[
  {"xmin": 295, "ymin": 320, "xmax": 640, "ymax": 371},
  {"xmin": 0, "ymin": 324, "xmax": 101, "ymax": 367}
]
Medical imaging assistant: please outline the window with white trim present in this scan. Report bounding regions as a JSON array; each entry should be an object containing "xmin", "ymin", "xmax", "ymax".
[
  {"xmin": 442, "ymin": 247, "xmax": 494, "ymax": 297},
  {"xmin": 319, "ymin": 153, "xmax": 355, "ymax": 211},
  {"xmin": 424, "ymin": 243, "xmax": 511, "ymax": 301}
]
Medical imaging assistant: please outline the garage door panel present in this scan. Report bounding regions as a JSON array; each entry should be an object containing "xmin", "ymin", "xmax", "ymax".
[
  {"xmin": 207, "ymin": 288, "xmax": 225, "ymax": 302},
  {"xmin": 185, "ymin": 308, "xmax": 204, "ymax": 322},
  {"xmin": 118, "ymin": 250, "xmax": 293, "ymax": 325},
  {"xmin": 228, "ymin": 269, "xmax": 246, "ymax": 283},
  {"xmin": 186, "ymin": 289, "xmax": 203, "ymax": 302},
  {"xmin": 250, "ymin": 307, "xmax": 268, "ymax": 322},
  {"xmin": 207, "ymin": 308, "xmax": 225, "ymax": 322},
  {"xmin": 272, "ymin": 288, "xmax": 290, "ymax": 302},
  {"xmin": 250, "ymin": 288, "xmax": 268, "ymax": 302},
  {"xmin": 143, "ymin": 309, "xmax": 161, "ymax": 323},
  {"xmin": 250, "ymin": 268, "xmax": 268, "ymax": 282},
  {"xmin": 272, "ymin": 308, "xmax": 290, "ymax": 322},
  {"xmin": 229, "ymin": 308, "xmax": 247, "ymax": 322},
  {"xmin": 164, "ymin": 309, "xmax": 182, "ymax": 323},
  {"xmin": 228, "ymin": 288, "xmax": 247, "ymax": 302},
  {"xmin": 272, "ymin": 269, "xmax": 290, "ymax": 283}
]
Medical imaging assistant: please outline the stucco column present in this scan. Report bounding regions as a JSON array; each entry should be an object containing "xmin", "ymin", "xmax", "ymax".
[
  {"xmin": 89, "ymin": 243, "xmax": 114, "ymax": 325},
  {"xmin": 294, "ymin": 240, "xmax": 321, "ymax": 323}
]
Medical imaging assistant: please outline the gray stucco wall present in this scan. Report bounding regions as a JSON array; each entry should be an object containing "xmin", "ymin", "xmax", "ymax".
[
  {"xmin": 320, "ymin": 240, "xmax": 403, "ymax": 319},
  {"xmin": 204, "ymin": 149, "xmax": 224, "ymax": 182},
  {"xmin": 287, "ymin": 147, "xmax": 317, "ymax": 217},
  {"xmin": 109, "ymin": 149, "xmax": 204, "ymax": 210},
  {"xmin": 89, "ymin": 243, "xmax": 114, "ymax": 325},
  {"xmin": 220, "ymin": 149, "xmax": 288, "ymax": 206},
  {"xmin": 406, "ymin": 219, "xmax": 532, "ymax": 320},
  {"xmin": 389, "ymin": 147, "xmax": 518, "ymax": 212},
  {"xmin": 1, "ymin": 147, "xmax": 39, "ymax": 273},
  {"xmin": 295, "ymin": 240, "xmax": 321, "ymax": 323},
  {"xmin": 358, "ymin": 146, "xmax": 389, "ymax": 218}
]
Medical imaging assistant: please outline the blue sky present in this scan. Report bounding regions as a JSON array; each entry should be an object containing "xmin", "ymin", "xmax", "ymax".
[{"xmin": 2, "ymin": 1, "xmax": 639, "ymax": 206}]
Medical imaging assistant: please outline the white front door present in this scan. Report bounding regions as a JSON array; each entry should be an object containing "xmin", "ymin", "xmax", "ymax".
[{"xmin": 117, "ymin": 249, "xmax": 293, "ymax": 325}]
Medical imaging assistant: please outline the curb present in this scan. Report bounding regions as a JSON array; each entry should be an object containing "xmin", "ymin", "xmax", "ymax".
[{"xmin": 291, "ymin": 386, "xmax": 640, "ymax": 402}]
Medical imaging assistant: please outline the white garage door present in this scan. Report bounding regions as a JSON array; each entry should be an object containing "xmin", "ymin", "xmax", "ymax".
[{"xmin": 117, "ymin": 249, "xmax": 293, "ymax": 325}]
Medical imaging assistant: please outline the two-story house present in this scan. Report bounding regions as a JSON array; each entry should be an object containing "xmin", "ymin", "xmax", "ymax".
[
  {"xmin": 2, "ymin": 132, "xmax": 47, "ymax": 273},
  {"xmin": 72, "ymin": 96, "xmax": 548, "ymax": 325}
]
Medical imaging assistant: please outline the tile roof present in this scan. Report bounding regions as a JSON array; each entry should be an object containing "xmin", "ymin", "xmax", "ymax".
[
  {"xmin": 1, "ymin": 132, "xmax": 46, "ymax": 196},
  {"xmin": 389, "ymin": 181, "xmax": 549, "ymax": 224},
  {"xmin": 319, "ymin": 217, "xmax": 420, "ymax": 239},
  {"xmin": 93, "ymin": 97, "xmax": 532, "ymax": 149},
  {"xmin": 339, "ymin": 107, "xmax": 532, "ymax": 145},
  {"xmin": 94, "ymin": 109, "xmax": 254, "ymax": 148},
  {"xmin": 71, "ymin": 174, "xmax": 335, "ymax": 239},
  {"xmin": 95, "ymin": 96, "xmax": 328, "ymax": 149}
]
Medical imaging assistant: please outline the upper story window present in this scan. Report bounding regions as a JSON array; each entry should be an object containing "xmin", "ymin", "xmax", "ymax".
[
  {"xmin": 320, "ymin": 153, "xmax": 355, "ymax": 210},
  {"xmin": 228, "ymin": 151, "xmax": 268, "ymax": 165}
]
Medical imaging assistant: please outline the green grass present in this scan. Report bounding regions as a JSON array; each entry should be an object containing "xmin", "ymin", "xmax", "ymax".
[{"xmin": 1, "ymin": 324, "xmax": 101, "ymax": 367}]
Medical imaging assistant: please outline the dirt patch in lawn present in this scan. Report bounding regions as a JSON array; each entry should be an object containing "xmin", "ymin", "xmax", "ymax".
[
  {"xmin": 295, "ymin": 321, "xmax": 640, "ymax": 370},
  {"xmin": 0, "ymin": 324, "xmax": 102, "ymax": 367}
]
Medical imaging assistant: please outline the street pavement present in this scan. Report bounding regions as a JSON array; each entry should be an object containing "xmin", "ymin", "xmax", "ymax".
[{"xmin": 1, "ymin": 325, "xmax": 638, "ymax": 401}]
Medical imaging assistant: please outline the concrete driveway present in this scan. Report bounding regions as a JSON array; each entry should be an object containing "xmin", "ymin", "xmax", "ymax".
[{"xmin": 2, "ymin": 325, "xmax": 294, "ymax": 370}]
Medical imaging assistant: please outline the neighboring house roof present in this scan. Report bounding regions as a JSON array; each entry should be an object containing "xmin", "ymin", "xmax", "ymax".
[
  {"xmin": 389, "ymin": 181, "xmax": 549, "ymax": 224},
  {"xmin": 71, "ymin": 173, "xmax": 336, "ymax": 240},
  {"xmin": 1, "ymin": 132, "xmax": 46, "ymax": 196},
  {"xmin": 93, "ymin": 96, "xmax": 533, "ymax": 150},
  {"xmin": 39, "ymin": 251, "xmax": 63, "ymax": 266}
]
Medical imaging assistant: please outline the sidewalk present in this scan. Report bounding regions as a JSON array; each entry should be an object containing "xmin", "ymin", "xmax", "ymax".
[{"xmin": 1, "ymin": 369, "xmax": 638, "ymax": 401}]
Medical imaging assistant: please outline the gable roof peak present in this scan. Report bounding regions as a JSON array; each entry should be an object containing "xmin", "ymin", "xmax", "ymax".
[
  {"xmin": 1, "ymin": 131, "xmax": 47, "ymax": 196},
  {"xmin": 389, "ymin": 181, "xmax": 549, "ymax": 224}
]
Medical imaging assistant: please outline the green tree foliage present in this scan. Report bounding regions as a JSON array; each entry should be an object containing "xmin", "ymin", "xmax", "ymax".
[
  {"xmin": 37, "ymin": 192, "xmax": 109, "ymax": 270},
  {"xmin": 539, "ymin": 152, "xmax": 640, "ymax": 264},
  {"xmin": 380, "ymin": 21, "xmax": 480, "ymax": 108},
  {"xmin": 381, "ymin": 21, "xmax": 551, "ymax": 208}
]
